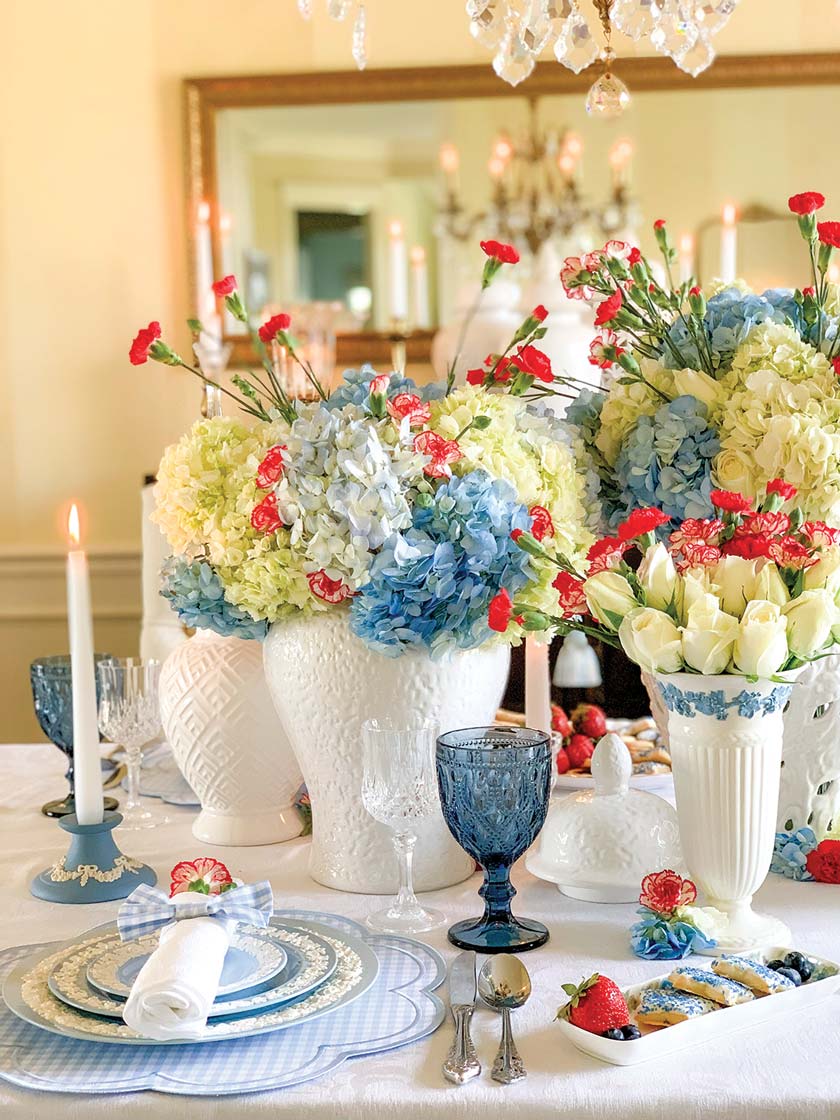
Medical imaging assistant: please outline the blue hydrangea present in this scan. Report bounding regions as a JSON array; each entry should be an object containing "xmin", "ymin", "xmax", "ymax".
[
  {"xmin": 770, "ymin": 827, "xmax": 817, "ymax": 880},
  {"xmin": 763, "ymin": 288, "xmax": 839, "ymax": 354},
  {"xmin": 664, "ymin": 288, "xmax": 785, "ymax": 372},
  {"xmin": 350, "ymin": 470, "xmax": 533, "ymax": 658},
  {"xmin": 564, "ymin": 387, "xmax": 604, "ymax": 448},
  {"xmin": 325, "ymin": 364, "xmax": 444, "ymax": 412},
  {"xmin": 630, "ymin": 907, "xmax": 717, "ymax": 961},
  {"xmin": 611, "ymin": 395, "xmax": 719, "ymax": 526},
  {"xmin": 160, "ymin": 557, "xmax": 267, "ymax": 641}
]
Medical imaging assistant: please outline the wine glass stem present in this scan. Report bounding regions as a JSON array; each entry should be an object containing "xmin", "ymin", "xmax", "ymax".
[
  {"xmin": 125, "ymin": 744, "xmax": 142, "ymax": 811},
  {"xmin": 393, "ymin": 831, "xmax": 419, "ymax": 912},
  {"xmin": 480, "ymin": 863, "xmax": 516, "ymax": 924}
]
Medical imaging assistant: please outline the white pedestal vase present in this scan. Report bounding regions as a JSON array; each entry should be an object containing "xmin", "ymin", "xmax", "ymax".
[
  {"xmin": 160, "ymin": 629, "xmax": 303, "ymax": 846},
  {"xmin": 263, "ymin": 611, "xmax": 510, "ymax": 894},
  {"xmin": 779, "ymin": 654, "xmax": 840, "ymax": 834},
  {"xmin": 654, "ymin": 672, "xmax": 796, "ymax": 955}
]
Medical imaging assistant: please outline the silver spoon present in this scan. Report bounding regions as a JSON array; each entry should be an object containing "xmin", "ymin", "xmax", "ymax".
[{"xmin": 477, "ymin": 954, "xmax": 531, "ymax": 1084}]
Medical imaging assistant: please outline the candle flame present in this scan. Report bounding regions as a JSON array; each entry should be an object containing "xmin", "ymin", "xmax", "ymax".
[
  {"xmin": 492, "ymin": 135, "xmax": 514, "ymax": 163},
  {"xmin": 488, "ymin": 156, "xmax": 506, "ymax": 180},
  {"xmin": 722, "ymin": 202, "xmax": 737, "ymax": 227},
  {"xmin": 388, "ymin": 219, "xmax": 404, "ymax": 240},
  {"xmin": 410, "ymin": 245, "xmax": 426, "ymax": 265},
  {"xmin": 563, "ymin": 132, "xmax": 583, "ymax": 159},
  {"xmin": 197, "ymin": 199, "xmax": 211, "ymax": 223},
  {"xmin": 679, "ymin": 233, "xmax": 695, "ymax": 253},
  {"xmin": 557, "ymin": 153, "xmax": 576, "ymax": 178},
  {"xmin": 68, "ymin": 503, "xmax": 81, "ymax": 547},
  {"xmin": 609, "ymin": 138, "xmax": 633, "ymax": 167},
  {"xmin": 439, "ymin": 142, "xmax": 459, "ymax": 174},
  {"xmin": 219, "ymin": 212, "xmax": 233, "ymax": 234}
]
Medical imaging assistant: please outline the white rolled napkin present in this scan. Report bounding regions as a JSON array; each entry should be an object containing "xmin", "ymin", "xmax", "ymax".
[{"xmin": 122, "ymin": 915, "xmax": 232, "ymax": 1041}]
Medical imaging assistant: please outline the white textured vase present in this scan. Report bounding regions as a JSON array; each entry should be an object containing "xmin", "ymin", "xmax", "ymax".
[
  {"xmin": 779, "ymin": 654, "xmax": 840, "ymax": 834},
  {"xmin": 654, "ymin": 671, "xmax": 796, "ymax": 955},
  {"xmin": 263, "ymin": 612, "xmax": 510, "ymax": 894},
  {"xmin": 160, "ymin": 629, "xmax": 303, "ymax": 846}
]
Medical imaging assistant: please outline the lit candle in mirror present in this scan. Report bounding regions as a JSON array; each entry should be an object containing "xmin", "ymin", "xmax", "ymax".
[
  {"xmin": 720, "ymin": 203, "xmax": 737, "ymax": 284},
  {"xmin": 65, "ymin": 504, "xmax": 104, "ymax": 825},
  {"xmin": 387, "ymin": 219, "xmax": 408, "ymax": 323},
  {"xmin": 525, "ymin": 637, "xmax": 551, "ymax": 735},
  {"xmin": 828, "ymin": 262, "xmax": 840, "ymax": 285},
  {"xmin": 557, "ymin": 152, "xmax": 576, "ymax": 186},
  {"xmin": 679, "ymin": 233, "xmax": 695, "ymax": 284},
  {"xmin": 409, "ymin": 246, "xmax": 430, "ymax": 329},
  {"xmin": 195, "ymin": 199, "xmax": 215, "ymax": 320},
  {"xmin": 492, "ymin": 135, "xmax": 514, "ymax": 165},
  {"xmin": 439, "ymin": 142, "xmax": 459, "ymax": 191},
  {"xmin": 488, "ymin": 155, "xmax": 507, "ymax": 182},
  {"xmin": 562, "ymin": 131, "xmax": 583, "ymax": 178},
  {"xmin": 609, "ymin": 138, "xmax": 633, "ymax": 191}
]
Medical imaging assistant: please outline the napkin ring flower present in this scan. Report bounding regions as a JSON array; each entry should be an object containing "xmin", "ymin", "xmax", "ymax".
[
  {"xmin": 630, "ymin": 870, "xmax": 720, "ymax": 960},
  {"xmin": 170, "ymin": 857, "xmax": 235, "ymax": 896}
]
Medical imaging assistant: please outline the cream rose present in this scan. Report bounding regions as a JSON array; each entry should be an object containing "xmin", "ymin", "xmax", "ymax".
[
  {"xmin": 618, "ymin": 607, "xmax": 684, "ymax": 674},
  {"xmin": 804, "ymin": 547, "xmax": 840, "ymax": 599},
  {"xmin": 752, "ymin": 559, "xmax": 790, "ymax": 607},
  {"xmin": 713, "ymin": 555, "xmax": 761, "ymax": 618},
  {"xmin": 712, "ymin": 446, "xmax": 757, "ymax": 498},
  {"xmin": 732, "ymin": 600, "xmax": 789, "ymax": 677},
  {"xmin": 584, "ymin": 570, "xmax": 639, "ymax": 631},
  {"xmin": 638, "ymin": 542, "xmax": 678, "ymax": 612},
  {"xmin": 672, "ymin": 367, "xmax": 725, "ymax": 411},
  {"xmin": 675, "ymin": 567, "xmax": 719, "ymax": 625},
  {"xmin": 783, "ymin": 590, "xmax": 838, "ymax": 660},
  {"xmin": 681, "ymin": 593, "xmax": 740, "ymax": 675}
]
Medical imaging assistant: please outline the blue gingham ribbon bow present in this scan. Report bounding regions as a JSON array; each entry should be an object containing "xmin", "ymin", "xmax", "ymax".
[{"xmin": 117, "ymin": 880, "xmax": 274, "ymax": 941}]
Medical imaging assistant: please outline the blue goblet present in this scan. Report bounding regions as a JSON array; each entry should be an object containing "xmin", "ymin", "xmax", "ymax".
[
  {"xmin": 436, "ymin": 725, "xmax": 552, "ymax": 953},
  {"xmin": 30, "ymin": 655, "xmax": 118, "ymax": 817}
]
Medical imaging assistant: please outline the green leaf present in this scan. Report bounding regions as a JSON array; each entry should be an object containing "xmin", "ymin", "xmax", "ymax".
[
  {"xmin": 472, "ymin": 414, "xmax": 492, "ymax": 430},
  {"xmin": 186, "ymin": 317, "xmax": 203, "ymax": 334},
  {"xmin": 602, "ymin": 608, "xmax": 626, "ymax": 631}
]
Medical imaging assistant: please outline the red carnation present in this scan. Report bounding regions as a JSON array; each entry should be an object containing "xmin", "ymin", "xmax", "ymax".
[
  {"xmin": 680, "ymin": 542, "xmax": 722, "ymax": 569},
  {"xmin": 788, "ymin": 191, "xmax": 825, "ymax": 216},
  {"xmin": 387, "ymin": 393, "xmax": 431, "ymax": 426},
  {"xmin": 466, "ymin": 368, "xmax": 485, "ymax": 386},
  {"xmin": 806, "ymin": 839, "xmax": 840, "ymax": 884},
  {"xmin": 710, "ymin": 489, "xmax": 753, "ymax": 514},
  {"xmin": 653, "ymin": 219, "xmax": 666, "ymax": 231},
  {"xmin": 480, "ymin": 239, "xmax": 520, "ymax": 264},
  {"xmin": 488, "ymin": 588, "xmax": 515, "ymax": 633},
  {"xmin": 802, "ymin": 520, "xmax": 840, "ymax": 548},
  {"xmin": 531, "ymin": 304, "xmax": 549, "ymax": 322},
  {"xmin": 307, "ymin": 569, "xmax": 352, "ymax": 604},
  {"xmin": 170, "ymin": 857, "xmax": 233, "ymax": 897},
  {"xmin": 722, "ymin": 534, "xmax": 773, "ymax": 561},
  {"xmin": 668, "ymin": 518, "xmax": 723, "ymax": 551},
  {"xmin": 833, "ymin": 357, "xmax": 840, "ymax": 377},
  {"xmin": 255, "ymin": 444, "xmax": 287, "ymax": 489},
  {"xmin": 639, "ymin": 869, "xmax": 696, "ymax": 915},
  {"xmin": 628, "ymin": 247, "xmax": 642, "ymax": 266},
  {"xmin": 739, "ymin": 511, "xmax": 790, "ymax": 536},
  {"xmin": 552, "ymin": 570, "xmax": 587, "ymax": 616},
  {"xmin": 258, "ymin": 312, "xmax": 291, "ymax": 344},
  {"xmin": 768, "ymin": 536, "xmax": 818, "ymax": 570},
  {"xmin": 766, "ymin": 478, "xmax": 797, "ymax": 501},
  {"xmin": 129, "ymin": 321, "xmax": 162, "ymax": 366},
  {"xmin": 212, "ymin": 274, "xmax": 237, "ymax": 297},
  {"xmin": 594, "ymin": 289, "xmax": 622, "ymax": 327},
  {"xmin": 529, "ymin": 505, "xmax": 555, "ymax": 542},
  {"xmin": 492, "ymin": 356, "xmax": 512, "ymax": 382},
  {"xmin": 818, "ymin": 221, "xmax": 840, "ymax": 249},
  {"xmin": 250, "ymin": 492, "xmax": 282, "ymax": 533},
  {"xmin": 512, "ymin": 344, "xmax": 553, "ymax": 382},
  {"xmin": 803, "ymin": 286, "xmax": 816, "ymax": 298},
  {"xmin": 413, "ymin": 430, "xmax": 462, "ymax": 479},
  {"xmin": 369, "ymin": 374, "xmax": 391, "ymax": 397},
  {"xmin": 617, "ymin": 507, "xmax": 670, "ymax": 542},
  {"xmin": 586, "ymin": 536, "xmax": 628, "ymax": 575}
]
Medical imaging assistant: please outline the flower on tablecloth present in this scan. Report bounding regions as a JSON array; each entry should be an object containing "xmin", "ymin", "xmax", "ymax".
[
  {"xmin": 639, "ymin": 869, "xmax": 697, "ymax": 914},
  {"xmin": 770, "ymin": 827, "xmax": 818, "ymax": 880},
  {"xmin": 630, "ymin": 870, "xmax": 717, "ymax": 960},
  {"xmin": 806, "ymin": 838, "xmax": 840, "ymax": 883},
  {"xmin": 170, "ymin": 857, "xmax": 235, "ymax": 896}
]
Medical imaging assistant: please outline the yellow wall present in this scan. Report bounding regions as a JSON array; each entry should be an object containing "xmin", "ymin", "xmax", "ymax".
[{"xmin": 2, "ymin": 0, "xmax": 840, "ymax": 738}]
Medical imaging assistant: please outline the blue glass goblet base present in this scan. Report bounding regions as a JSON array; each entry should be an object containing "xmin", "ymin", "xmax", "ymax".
[{"xmin": 447, "ymin": 914, "xmax": 549, "ymax": 954}]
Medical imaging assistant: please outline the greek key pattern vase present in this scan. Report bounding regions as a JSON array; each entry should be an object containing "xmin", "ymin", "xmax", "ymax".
[
  {"xmin": 655, "ymin": 671, "xmax": 795, "ymax": 955},
  {"xmin": 263, "ymin": 611, "xmax": 510, "ymax": 894},
  {"xmin": 160, "ymin": 629, "xmax": 303, "ymax": 846}
]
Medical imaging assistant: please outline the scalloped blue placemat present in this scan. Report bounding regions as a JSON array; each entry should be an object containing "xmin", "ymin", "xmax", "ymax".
[{"xmin": 0, "ymin": 910, "xmax": 446, "ymax": 1096}]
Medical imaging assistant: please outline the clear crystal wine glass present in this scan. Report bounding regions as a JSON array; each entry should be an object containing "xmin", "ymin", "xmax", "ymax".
[
  {"xmin": 361, "ymin": 716, "xmax": 447, "ymax": 934},
  {"xmin": 97, "ymin": 658, "xmax": 162, "ymax": 830}
]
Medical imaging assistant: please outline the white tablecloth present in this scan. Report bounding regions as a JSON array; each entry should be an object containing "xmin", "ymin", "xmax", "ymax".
[{"xmin": 2, "ymin": 743, "xmax": 839, "ymax": 1118}]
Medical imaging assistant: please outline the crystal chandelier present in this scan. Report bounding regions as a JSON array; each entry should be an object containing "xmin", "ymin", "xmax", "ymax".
[
  {"xmin": 468, "ymin": 1, "xmax": 742, "ymax": 99},
  {"xmin": 297, "ymin": 0, "xmax": 368, "ymax": 70},
  {"xmin": 435, "ymin": 100, "xmax": 640, "ymax": 255}
]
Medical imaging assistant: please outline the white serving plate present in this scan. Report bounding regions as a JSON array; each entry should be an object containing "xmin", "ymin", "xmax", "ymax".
[
  {"xmin": 553, "ymin": 772, "xmax": 674, "ymax": 793},
  {"xmin": 556, "ymin": 947, "xmax": 840, "ymax": 1066}
]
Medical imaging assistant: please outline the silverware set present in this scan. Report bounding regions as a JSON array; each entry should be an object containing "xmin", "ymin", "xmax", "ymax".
[{"xmin": 443, "ymin": 950, "xmax": 531, "ymax": 1086}]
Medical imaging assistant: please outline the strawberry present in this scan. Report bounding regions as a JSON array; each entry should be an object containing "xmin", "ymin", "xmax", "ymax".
[
  {"xmin": 558, "ymin": 974, "xmax": 630, "ymax": 1034},
  {"xmin": 566, "ymin": 733, "xmax": 595, "ymax": 769},
  {"xmin": 555, "ymin": 747, "xmax": 571, "ymax": 775},
  {"xmin": 551, "ymin": 703, "xmax": 573, "ymax": 738},
  {"xmin": 572, "ymin": 702, "xmax": 607, "ymax": 739}
]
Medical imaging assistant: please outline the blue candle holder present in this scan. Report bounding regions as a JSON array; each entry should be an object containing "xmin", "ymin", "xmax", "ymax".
[{"xmin": 30, "ymin": 810, "xmax": 157, "ymax": 904}]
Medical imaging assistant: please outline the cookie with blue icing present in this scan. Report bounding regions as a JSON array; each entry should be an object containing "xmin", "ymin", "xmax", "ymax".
[
  {"xmin": 711, "ymin": 955, "xmax": 796, "ymax": 994},
  {"xmin": 635, "ymin": 986, "xmax": 718, "ymax": 1026},
  {"xmin": 667, "ymin": 965, "xmax": 754, "ymax": 1006}
]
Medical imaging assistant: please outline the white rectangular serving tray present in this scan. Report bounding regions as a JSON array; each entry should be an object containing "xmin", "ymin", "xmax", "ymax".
[{"xmin": 556, "ymin": 947, "xmax": 840, "ymax": 1066}]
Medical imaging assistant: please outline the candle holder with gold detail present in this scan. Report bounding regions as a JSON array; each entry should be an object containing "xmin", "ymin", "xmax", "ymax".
[
  {"xmin": 30, "ymin": 810, "xmax": 157, "ymax": 904},
  {"xmin": 388, "ymin": 317, "xmax": 409, "ymax": 375}
]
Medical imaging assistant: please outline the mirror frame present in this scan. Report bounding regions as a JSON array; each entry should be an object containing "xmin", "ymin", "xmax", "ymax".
[{"xmin": 184, "ymin": 53, "xmax": 840, "ymax": 368}]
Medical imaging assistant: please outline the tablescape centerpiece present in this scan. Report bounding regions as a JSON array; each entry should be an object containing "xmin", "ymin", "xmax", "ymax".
[
  {"xmin": 435, "ymin": 725, "xmax": 553, "ymax": 953},
  {"xmin": 526, "ymin": 732, "xmax": 682, "ymax": 901},
  {"xmin": 560, "ymin": 189, "xmax": 840, "ymax": 834},
  {"xmin": 134, "ymin": 241, "xmax": 595, "ymax": 892},
  {"xmin": 488, "ymin": 486, "xmax": 840, "ymax": 953},
  {"xmin": 629, "ymin": 870, "xmax": 723, "ymax": 961}
]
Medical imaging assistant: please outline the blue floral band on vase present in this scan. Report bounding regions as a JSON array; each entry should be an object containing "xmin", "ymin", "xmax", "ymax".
[
  {"xmin": 657, "ymin": 680, "xmax": 792, "ymax": 720},
  {"xmin": 436, "ymin": 725, "xmax": 552, "ymax": 954}
]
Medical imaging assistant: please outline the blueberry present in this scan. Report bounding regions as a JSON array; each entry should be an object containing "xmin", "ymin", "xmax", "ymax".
[
  {"xmin": 767, "ymin": 959, "xmax": 787, "ymax": 972},
  {"xmin": 621, "ymin": 1024, "xmax": 642, "ymax": 1040},
  {"xmin": 784, "ymin": 952, "xmax": 813, "ymax": 981},
  {"xmin": 601, "ymin": 1027, "xmax": 625, "ymax": 1040},
  {"xmin": 775, "ymin": 966, "xmax": 802, "ymax": 987}
]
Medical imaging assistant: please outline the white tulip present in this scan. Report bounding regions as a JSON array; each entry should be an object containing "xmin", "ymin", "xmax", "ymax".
[
  {"xmin": 681, "ymin": 593, "xmax": 740, "ymax": 675},
  {"xmin": 638, "ymin": 542, "xmax": 678, "ymax": 611},
  {"xmin": 619, "ymin": 607, "xmax": 684, "ymax": 674},
  {"xmin": 584, "ymin": 570, "xmax": 639, "ymax": 631},
  {"xmin": 732, "ymin": 600, "xmax": 790, "ymax": 677},
  {"xmin": 783, "ymin": 590, "xmax": 838, "ymax": 660}
]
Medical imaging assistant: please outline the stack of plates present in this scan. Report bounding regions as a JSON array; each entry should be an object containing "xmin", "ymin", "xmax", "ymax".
[{"xmin": 3, "ymin": 916, "xmax": 379, "ymax": 1045}]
